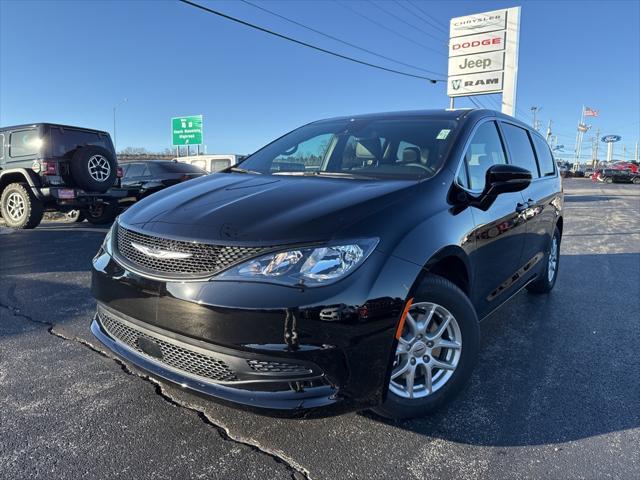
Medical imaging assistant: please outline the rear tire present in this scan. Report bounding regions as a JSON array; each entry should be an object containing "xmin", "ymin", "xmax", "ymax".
[
  {"xmin": 527, "ymin": 226, "xmax": 561, "ymax": 294},
  {"xmin": 372, "ymin": 275, "xmax": 480, "ymax": 420},
  {"xmin": 85, "ymin": 202, "xmax": 118, "ymax": 225},
  {"xmin": 0, "ymin": 183, "xmax": 44, "ymax": 229},
  {"xmin": 633, "ymin": 177, "xmax": 640, "ymax": 185},
  {"xmin": 605, "ymin": 177, "xmax": 613, "ymax": 184}
]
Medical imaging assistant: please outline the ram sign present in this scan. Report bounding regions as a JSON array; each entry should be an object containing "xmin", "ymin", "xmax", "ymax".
[{"xmin": 448, "ymin": 7, "xmax": 520, "ymax": 115}]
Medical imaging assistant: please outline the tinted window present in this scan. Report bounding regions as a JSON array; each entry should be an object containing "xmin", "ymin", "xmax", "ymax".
[
  {"xmin": 501, "ymin": 123, "xmax": 540, "ymax": 178},
  {"xmin": 531, "ymin": 135, "xmax": 555, "ymax": 176},
  {"xmin": 157, "ymin": 162, "xmax": 206, "ymax": 173},
  {"xmin": 124, "ymin": 163, "xmax": 145, "ymax": 177},
  {"xmin": 239, "ymin": 118, "xmax": 458, "ymax": 180},
  {"xmin": 49, "ymin": 128, "xmax": 112, "ymax": 158},
  {"xmin": 0, "ymin": 133, "xmax": 4, "ymax": 159},
  {"xmin": 458, "ymin": 121, "xmax": 507, "ymax": 191},
  {"xmin": 10, "ymin": 129, "xmax": 41, "ymax": 157}
]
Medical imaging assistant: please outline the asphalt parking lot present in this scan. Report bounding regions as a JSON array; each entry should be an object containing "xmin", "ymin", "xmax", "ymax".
[{"xmin": 1, "ymin": 178, "xmax": 639, "ymax": 480}]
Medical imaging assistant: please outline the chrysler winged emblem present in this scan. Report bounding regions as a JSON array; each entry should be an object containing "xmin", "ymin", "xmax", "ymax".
[{"xmin": 130, "ymin": 242, "xmax": 192, "ymax": 259}]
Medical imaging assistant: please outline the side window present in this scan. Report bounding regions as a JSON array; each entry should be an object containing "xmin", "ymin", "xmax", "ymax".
[
  {"xmin": 0, "ymin": 133, "xmax": 4, "ymax": 159},
  {"xmin": 501, "ymin": 123, "xmax": 540, "ymax": 178},
  {"xmin": 10, "ymin": 129, "xmax": 40, "ymax": 157},
  {"xmin": 531, "ymin": 135, "xmax": 556, "ymax": 176},
  {"xmin": 458, "ymin": 121, "xmax": 507, "ymax": 191},
  {"xmin": 120, "ymin": 164, "xmax": 130, "ymax": 177}
]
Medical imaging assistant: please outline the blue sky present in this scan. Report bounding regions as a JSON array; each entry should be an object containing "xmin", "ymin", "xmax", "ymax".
[{"xmin": 1, "ymin": 0, "xmax": 639, "ymax": 160}]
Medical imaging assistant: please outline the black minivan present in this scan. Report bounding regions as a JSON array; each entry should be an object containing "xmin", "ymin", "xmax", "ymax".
[{"xmin": 91, "ymin": 109, "xmax": 563, "ymax": 419}]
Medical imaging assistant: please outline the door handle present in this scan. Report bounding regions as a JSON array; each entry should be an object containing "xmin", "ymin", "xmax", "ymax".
[{"xmin": 516, "ymin": 202, "xmax": 529, "ymax": 213}]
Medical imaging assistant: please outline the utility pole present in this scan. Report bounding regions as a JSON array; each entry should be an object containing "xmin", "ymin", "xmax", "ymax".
[
  {"xmin": 531, "ymin": 106, "xmax": 541, "ymax": 130},
  {"xmin": 546, "ymin": 120, "xmax": 552, "ymax": 141},
  {"xmin": 112, "ymin": 97, "xmax": 128, "ymax": 153},
  {"xmin": 635, "ymin": 141, "xmax": 639, "ymax": 162},
  {"xmin": 593, "ymin": 128, "xmax": 600, "ymax": 167},
  {"xmin": 622, "ymin": 145, "xmax": 626, "ymax": 161}
]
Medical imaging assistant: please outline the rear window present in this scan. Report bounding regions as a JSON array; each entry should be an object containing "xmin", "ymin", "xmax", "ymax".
[
  {"xmin": 49, "ymin": 127, "xmax": 113, "ymax": 158},
  {"xmin": 211, "ymin": 159, "xmax": 231, "ymax": 172},
  {"xmin": 501, "ymin": 123, "xmax": 540, "ymax": 178},
  {"xmin": 531, "ymin": 135, "xmax": 556, "ymax": 177},
  {"xmin": 157, "ymin": 162, "xmax": 206, "ymax": 174}
]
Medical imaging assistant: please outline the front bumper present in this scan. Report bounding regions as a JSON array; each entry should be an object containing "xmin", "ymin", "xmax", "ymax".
[{"xmin": 90, "ymin": 246, "xmax": 421, "ymax": 416}]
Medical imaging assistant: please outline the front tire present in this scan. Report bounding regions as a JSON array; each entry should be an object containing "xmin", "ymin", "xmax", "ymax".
[
  {"xmin": 526, "ymin": 226, "xmax": 561, "ymax": 294},
  {"xmin": 372, "ymin": 275, "xmax": 480, "ymax": 420},
  {"xmin": 0, "ymin": 183, "xmax": 44, "ymax": 229}
]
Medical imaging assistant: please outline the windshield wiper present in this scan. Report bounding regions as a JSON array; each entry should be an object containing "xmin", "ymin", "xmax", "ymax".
[
  {"xmin": 272, "ymin": 171, "xmax": 377, "ymax": 180},
  {"xmin": 228, "ymin": 167, "xmax": 262, "ymax": 174}
]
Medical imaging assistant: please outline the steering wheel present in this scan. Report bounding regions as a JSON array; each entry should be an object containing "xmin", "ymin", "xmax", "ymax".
[{"xmin": 404, "ymin": 163, "xmax": 435, "ymax": 174}]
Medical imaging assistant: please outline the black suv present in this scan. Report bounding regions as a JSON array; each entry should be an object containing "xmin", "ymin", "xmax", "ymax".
[
  {"xmin": 0, "ymin": 123, "xmax": 124, "ymax": 228},
  {"xmin": 91, "ymin": 109, "xmax": 563, "ymax": 419}
]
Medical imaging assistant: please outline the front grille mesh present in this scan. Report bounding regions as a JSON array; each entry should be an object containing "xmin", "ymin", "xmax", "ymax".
[
  {"xmin": 99, "ymin": 311, "xmax": 237, "ymax": 382},
  {"xmin": 247, "ymin": 359, "xmax": 312, "ymax": 375},
  {"xmin": 116, "ymin": 224, "xmax": 267, "ymax": 277}
]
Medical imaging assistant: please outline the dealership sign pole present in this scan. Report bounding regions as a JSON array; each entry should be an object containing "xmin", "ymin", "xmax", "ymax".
[
  {"xmin": 602, "ymin": 135, "xmax": 621, "ymax": 163},
  {"xmin": 447, "ymin": 7, "xmax": 520, "ymax": 116}
]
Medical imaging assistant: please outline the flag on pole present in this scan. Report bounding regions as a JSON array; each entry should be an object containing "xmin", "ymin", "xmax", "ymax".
[{"xmin": 584, "ymin": 107, "xmax": 599, "ymax": 117}]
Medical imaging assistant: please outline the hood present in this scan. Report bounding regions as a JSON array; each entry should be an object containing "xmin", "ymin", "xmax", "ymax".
[{"xmin": 119, "ymin": 173, "xmax": 419, "ymax": 245}]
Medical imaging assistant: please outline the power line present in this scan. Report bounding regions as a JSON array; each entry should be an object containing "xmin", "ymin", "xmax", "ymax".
[
  {"xmin": 408, "ymin": 0, "xmax": 449, "ymax": 32},
  {"xmin": 333, "ymin": 0, "xmax": 446, "ymax": 57},
  {"xmin": 394, "ymin": 0, "xmax": 449, "ymax": 37},
  {"xmin": 371, "ymin": 1, "xmax": 447, "ymax": 44},
  {"xmin": 178, "ymin": 0, "xmax": 442, "ymax": 83},
  {"xmin": 239, "ymin": 0, "xmax": 444, "ymax": 77}
]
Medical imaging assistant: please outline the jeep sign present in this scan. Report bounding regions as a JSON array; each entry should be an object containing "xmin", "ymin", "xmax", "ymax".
[
  {"xmin": 448, "ymin": 51, "xmax": 505, "ymax": 76},
  {"xmin": 448, "ymin": 7, "xmax": 520, "ymax": 114}
]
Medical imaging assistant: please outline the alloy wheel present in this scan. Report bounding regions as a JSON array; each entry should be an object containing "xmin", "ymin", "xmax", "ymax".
[
  {"xmin": 390, "ymin": 302, "xmax": 462, "ymax": 399},
  {"xmin": 87, "ymin": 155, "xmax": 111, "ymax": 182},
  {"xmin": 548, "ymin": 235, "xmax": 558, "ymax": 282},
  {"xmin": 6, "ymin": 192, "xmax": 26, "ymax": 221}
]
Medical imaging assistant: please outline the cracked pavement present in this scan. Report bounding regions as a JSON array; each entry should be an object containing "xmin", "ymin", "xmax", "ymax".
[{"xmin": 1, "ymin": 178, "xmax": 639, "ymax": 479}]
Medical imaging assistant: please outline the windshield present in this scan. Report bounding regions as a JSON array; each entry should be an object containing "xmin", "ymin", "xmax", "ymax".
[{"xmin": 238, "ymin": 117, "xmax": 458, "ymax": 180}]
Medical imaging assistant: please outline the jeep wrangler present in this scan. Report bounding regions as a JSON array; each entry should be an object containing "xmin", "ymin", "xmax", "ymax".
[{"xmin": 0, "ymin": 123, "xmax": 127, "ymax": 229}]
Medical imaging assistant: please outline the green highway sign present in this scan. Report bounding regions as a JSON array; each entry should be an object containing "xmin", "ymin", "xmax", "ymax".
[{"xmin": 172, "ymin": 115, "xmax": 203, "ymax": 146}]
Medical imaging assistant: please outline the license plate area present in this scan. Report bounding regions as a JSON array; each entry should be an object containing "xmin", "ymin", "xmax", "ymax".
[{"xmin": 58, "ymin": 188, "xmax": 76, "ymax": 199}]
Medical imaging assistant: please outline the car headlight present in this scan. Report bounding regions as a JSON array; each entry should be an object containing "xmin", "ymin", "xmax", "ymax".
[
  {"xmin": 216, "ymin": 238, "xmax": 378, "ymax": 286},
  {"xmin": 100, "ymin": 220, "xmax": 117, "ymax": 256}
]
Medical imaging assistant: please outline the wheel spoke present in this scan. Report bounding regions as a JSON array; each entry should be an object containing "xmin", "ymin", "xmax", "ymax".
[
  {"xmin": 404, "ymin": 312, "xmax": 418, "ymax": 337},
  {"xmin": 391, "ymin": 359, "xmax": 410, "ymax": 380},
  {"xmin": 396, "ymin": 337, "xmax": 411, "ymax": 354},
  {"xmin": 431, "ymin": 358, "xmax": 455, "ymax": 371},
  {"xmin": 428, "ymin": 313, "xmax": 452, "ymax": 340},
  {"xmin": 424, "ymin": 365, "xmax": 433, "ymax": 395},
  {"xmin": 405, "ymin": 365, "xmax": 416, "ymax": 398},
  {"xmin": 434, "ymin": 339, "xmax": 461, "ymax": 350}
]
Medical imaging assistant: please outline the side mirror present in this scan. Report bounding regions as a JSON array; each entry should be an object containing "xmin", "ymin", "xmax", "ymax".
[
  {"xmin": 484, "ymin": 164, "xmax": 532, "ymax": 196},
  {"xmin": 462, "ymin": 164, "xmax": 532, "ymax": 211}
]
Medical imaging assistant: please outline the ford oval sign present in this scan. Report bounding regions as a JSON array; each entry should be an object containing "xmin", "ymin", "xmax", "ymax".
[{"xmin": 601, "ymin": 135, "xmax": 622, "ymax": 143}]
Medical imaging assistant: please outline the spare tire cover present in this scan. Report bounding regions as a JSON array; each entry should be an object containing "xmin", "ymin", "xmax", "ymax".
[{"xmin": 70, "ymin": 146, "xmax": 117, "ymax": 192}]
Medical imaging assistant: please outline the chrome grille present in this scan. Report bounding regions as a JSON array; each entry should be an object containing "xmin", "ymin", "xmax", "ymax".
[
  {"xmin": 98, "ymin": 310, "xmax": 237, "ymax": 382},
  {"xmin": 116, "ymin": 224, "xmax": 267, "ymax": 278},
  {"xmin": 247, "ymin": 359, "xmax": 312, "ymax": 375}
]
